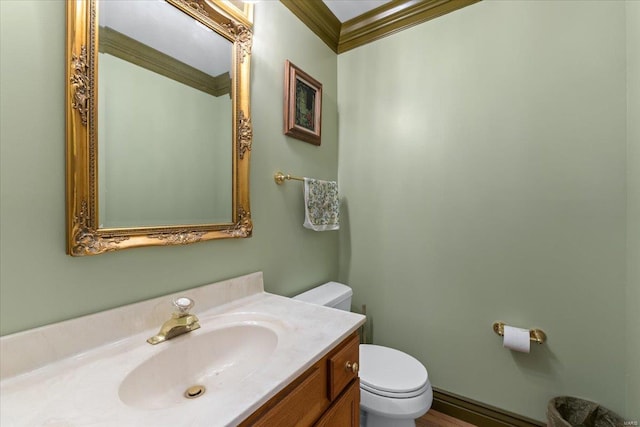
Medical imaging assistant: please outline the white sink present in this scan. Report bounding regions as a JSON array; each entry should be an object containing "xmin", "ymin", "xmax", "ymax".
[
  {"xmin": 119, "ymin": 322, "xmax": 278, "ymax": 409},
  {"xmin": 0, "ymin": 273, "xmax": 365, "ymax": 427}
]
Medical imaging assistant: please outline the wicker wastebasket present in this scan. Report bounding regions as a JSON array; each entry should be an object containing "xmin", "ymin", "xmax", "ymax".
[{"xmin": 547, "ymin": 396, "xmax": 626, "ymax": 427}]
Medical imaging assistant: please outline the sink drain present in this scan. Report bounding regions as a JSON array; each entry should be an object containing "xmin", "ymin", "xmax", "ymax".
[{"xmin": 184, "ymin": 385, "xmax": 206, "ymax": 399}]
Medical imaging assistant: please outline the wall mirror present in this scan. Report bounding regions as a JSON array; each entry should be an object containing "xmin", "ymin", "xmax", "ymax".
[{"xmin": 66, "ymin": 0, "xmax": 253, "ymax": 256}]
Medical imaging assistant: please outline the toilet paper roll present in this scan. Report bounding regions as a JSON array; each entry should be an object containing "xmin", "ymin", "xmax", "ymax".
[{"xmin": 503, "ymin": 325, "xmax": 530, "ymax": 353}]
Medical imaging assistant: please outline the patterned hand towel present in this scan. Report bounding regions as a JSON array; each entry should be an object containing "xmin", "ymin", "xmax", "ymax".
[{"xmin": 303, "ymin": 178, "xmax": 340, "ymax": 231}]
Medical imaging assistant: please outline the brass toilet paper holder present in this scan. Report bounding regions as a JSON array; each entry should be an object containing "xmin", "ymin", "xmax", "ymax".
[{"xmin": 492, "ymin": 321, "xmax": 547, "ymax": 344}]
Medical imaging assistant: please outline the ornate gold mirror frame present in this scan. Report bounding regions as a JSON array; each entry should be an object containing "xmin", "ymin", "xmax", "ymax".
[{"xmin": 66, "ymin": 0, "xmax": 253, "ymax": 256}]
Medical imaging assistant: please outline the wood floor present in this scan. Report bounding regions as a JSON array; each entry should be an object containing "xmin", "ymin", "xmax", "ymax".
[{"xmin": 416, "ymin": 410, "xmax": 477, "ymax": 427}]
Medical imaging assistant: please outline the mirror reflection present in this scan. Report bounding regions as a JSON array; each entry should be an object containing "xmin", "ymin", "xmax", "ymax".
[
  {"xmin": 65, "ymin": 0, "xmax": 253, "ymax": 256},
  {"xmin": 97, "ymin": 0, "xmax": 233, "ymax": 228}
]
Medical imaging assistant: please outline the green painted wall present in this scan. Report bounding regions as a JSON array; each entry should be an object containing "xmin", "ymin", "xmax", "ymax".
[
  {"xmin": 338, "ymin": 0, "xmax": 631, "ymax": 420},
  {"xmin": 627, "ymin": 1, "xmax": 640, "ymax": 420},
  {"xmin": 0, "ymin": 1, "xmax": 338, "ymax": 335}
]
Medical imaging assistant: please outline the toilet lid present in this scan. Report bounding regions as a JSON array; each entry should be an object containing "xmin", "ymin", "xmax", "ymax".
[{"xmin": 359, "ymin": 345, "xmax": 429, "ymax": 396}]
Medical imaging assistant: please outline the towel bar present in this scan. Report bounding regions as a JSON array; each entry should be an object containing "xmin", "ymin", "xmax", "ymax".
[{"xmin": 274, "ymin": 171, "xmax": 304, "ymax": 184}]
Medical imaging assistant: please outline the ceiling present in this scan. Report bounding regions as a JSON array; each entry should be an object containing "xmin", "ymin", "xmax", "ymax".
[
  {"xmin": 322, "ymin": 1, "xmax": 392, "ymax": 23},
  {"xmin": 280, "ymin": 0, "xmax": 481, "ymax": 54}
]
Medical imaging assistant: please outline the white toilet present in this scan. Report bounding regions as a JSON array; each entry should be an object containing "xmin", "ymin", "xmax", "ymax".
[{"xmin": 293, "ymin": 282, "xmax": 433, "ymax": 427}]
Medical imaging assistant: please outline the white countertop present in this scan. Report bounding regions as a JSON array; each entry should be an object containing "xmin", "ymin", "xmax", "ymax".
[{"xmin": 0, "ymin": 273, "xmax": 365, "ymax": 427}]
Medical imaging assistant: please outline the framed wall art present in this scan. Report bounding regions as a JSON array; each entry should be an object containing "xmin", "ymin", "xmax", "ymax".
[{"xmin": 284, "ymin": 60, "xmax": 322, "ymax": 146}]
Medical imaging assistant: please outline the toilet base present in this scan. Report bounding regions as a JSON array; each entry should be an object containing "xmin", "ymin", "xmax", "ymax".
[{"xmin": 359, "ymin": 382, "xmax": 432, "ymax": 427}]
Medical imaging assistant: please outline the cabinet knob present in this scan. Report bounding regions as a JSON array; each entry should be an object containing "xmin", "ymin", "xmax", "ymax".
[{"xmin": 345, "ymin": 361, "xmax": 359, "ymax": 374}]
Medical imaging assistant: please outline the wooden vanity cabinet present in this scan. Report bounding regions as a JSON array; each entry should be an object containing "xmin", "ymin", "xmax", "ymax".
[
  {"xmin": 314, "ymin": 380, "xmax": 360, "ymax": 427},
  {"xmin": 240, "ymin": 332, "xmax": 360, "ymax": 427}
]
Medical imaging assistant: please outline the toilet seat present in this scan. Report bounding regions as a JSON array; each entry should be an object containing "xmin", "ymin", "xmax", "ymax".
[
  {"xmin": 360, "ymin": 382, "xmax": 433, "ymax": 420},
  {"xmin": 359, "ymin": 345, "xmax": 429, "ymax": 398},
  {"xmin": 361, "ymin": 380, "xmax": 429, "ymax": 399}
]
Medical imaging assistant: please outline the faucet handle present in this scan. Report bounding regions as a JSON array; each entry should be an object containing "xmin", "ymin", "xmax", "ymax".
[{"xmin": 173, "ymin": 297, "xmax": 194, "ymax": 316}]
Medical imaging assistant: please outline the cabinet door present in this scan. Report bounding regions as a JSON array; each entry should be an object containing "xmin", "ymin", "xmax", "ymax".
[
  {"xmin": 243, "ymin": 362, "xmax": 329, "ymax": 427},
  {"xmin": 327, "ymin": 333, "xmax": 359, "ymax": 400},
  {"xmin": 314, "ymin": 380, "xmax": 360, "ymax": 427}
]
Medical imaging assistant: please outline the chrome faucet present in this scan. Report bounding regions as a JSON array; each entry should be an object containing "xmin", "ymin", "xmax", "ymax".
[{"xmin": 147, "ymin": 297, "xmax": 200, "ymax": 345}]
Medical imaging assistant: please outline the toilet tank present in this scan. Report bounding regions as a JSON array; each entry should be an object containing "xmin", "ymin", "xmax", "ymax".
[{"xmin": 292, "ymin": 282, "xmax": 353, "ymax": 311}]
